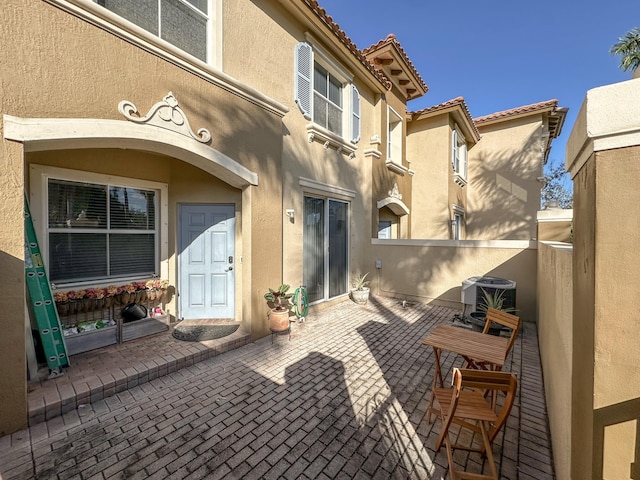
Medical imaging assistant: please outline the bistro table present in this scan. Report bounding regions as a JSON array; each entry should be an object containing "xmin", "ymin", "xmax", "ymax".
[{"xmin": 422, "ymin": 324, "xmax": 510, "ymax": 420}]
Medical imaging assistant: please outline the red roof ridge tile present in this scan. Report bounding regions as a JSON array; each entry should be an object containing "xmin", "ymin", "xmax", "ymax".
[
  {"xmin": 302, "ymin": 0, "xmax": 391, "ymax": 90},
  {"xmin": 410, "ymin": 97, "xmax": 480, "ymax": 140},
  {"xmin": 474, "ymin": 99, "xmax": 560, "ymax": 124}
]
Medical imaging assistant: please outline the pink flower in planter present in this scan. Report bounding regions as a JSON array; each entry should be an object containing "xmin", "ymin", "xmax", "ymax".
[{"xmin": 53, "ymin": 291, "xmax": 68, "ymax": 303}]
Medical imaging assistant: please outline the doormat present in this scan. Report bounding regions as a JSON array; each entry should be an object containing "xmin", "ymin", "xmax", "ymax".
[{"xmin": 172, "ymin": 324, "xmax": 240, "ymax": 342}]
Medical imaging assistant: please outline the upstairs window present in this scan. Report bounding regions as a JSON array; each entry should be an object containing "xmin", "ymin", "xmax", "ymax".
[
  {"xmin": 295, "ymin": 42, "xmax": 361, "ymax": 144},
  {"xmin": 314, "ymin": 64, "xmax": 343, "ymax": 135},
  {"xmin": 388, "ymin": 107, "xmax": 403, "ymax": 164},
  {"xmin": 452, "ymin": 128, "xmax": 467, "ymax": 186},
  {"xmin": 95, "ymin": 0, "xmax": 210, "ymax": 62}
]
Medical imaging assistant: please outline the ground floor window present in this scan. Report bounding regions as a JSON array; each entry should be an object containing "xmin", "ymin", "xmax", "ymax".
[
  {"xmin": 378, "ymin": 221, "xmax": 392, "ymax": 239},
  {"xmin": 31, "ymin": 165, "xmax": 166, "ymax": 287},
  {"xmin": 452, "ymin": 207, "xmax": 465, "ymax": 240},
  {"xmin": 303, "ymin": 196, "xmax": 349, "ymax": 303}
]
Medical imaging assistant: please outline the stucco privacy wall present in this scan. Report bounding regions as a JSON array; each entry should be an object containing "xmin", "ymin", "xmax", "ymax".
[
  {"xmin": 0, "ymin": 139, "xmax": 27, "ymax": 435},
  {"xmin": 536, "ymin": 208, "xmax": 573, "ymax": 243},
  {"xmin": 467, "ymin": 116, "xmax": 545, "ymax": 240},
  {"xmin": 1, "ymin": 0, "xmax": 286, "ymax": 432},
  {"xmin": 369, "ymin": 240, "xmax": 537, "ymax": 321},
  {"xmin": 566, "ymin": 78, "xmax": 640, "ymax": 479},
  {"xmin": 537, "ymin": 241, "xmax": 572, "ymax": 480}
]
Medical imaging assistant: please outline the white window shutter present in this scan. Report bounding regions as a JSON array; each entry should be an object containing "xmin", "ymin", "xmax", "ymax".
[
  {"xmin": 350, "ymin": 84, "xmax": 361, "ymax": 143},
  {"xmin": 451, "ymin": 129, "xmax": 458, "ymax": 171},
  {"xmin": 461, "ymin": 143, "xmax": 467, "ymax": 178},
  {"xmin": 294, "ymin": 42, "xmax": 313, "ymax": 120}
]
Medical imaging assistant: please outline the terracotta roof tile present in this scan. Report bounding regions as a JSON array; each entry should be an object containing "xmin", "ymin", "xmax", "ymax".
[
  {"xmin": 302, "ymin": 0, "xmax": 390, "ymax": 90},
  {"xmin": 363, "ymin": 34, "xmax": 428, "ymax": 93},
  {"xmin": 410, "ymin": 97, "xmax": 480, "ymax": 141},
  {"xmin": 473, "ymin": 99, "xmax": 560, "ymax": 124}
]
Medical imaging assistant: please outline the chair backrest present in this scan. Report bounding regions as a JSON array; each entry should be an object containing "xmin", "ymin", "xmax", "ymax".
[
  {"xmin": 483, "ymin": 307, "xmax": 520, "ymax": 361},
  {"xmin": 454, "ymin": 367, "xmax": 518, "ymax": 443}
]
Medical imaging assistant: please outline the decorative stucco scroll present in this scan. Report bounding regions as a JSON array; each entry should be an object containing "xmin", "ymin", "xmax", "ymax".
[
  {"xmin": 118, "ymin": 92, "xmax": 211, "ymax": 144},
  {"xmin": 388, "ymin": 183, "xmax": 402, "ymax": 200}
]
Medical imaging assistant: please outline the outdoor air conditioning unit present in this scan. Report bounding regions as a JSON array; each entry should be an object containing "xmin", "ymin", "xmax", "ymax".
[{"xmin": 461, "ymin": 276, "xmax": 516, "ymax": 314}]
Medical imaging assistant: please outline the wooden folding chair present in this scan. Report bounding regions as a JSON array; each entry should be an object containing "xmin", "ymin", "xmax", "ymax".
[
  {"xmin": 432, "ymin": 368, "xmax": 518, "ymax": 480},
  {"xmin": 463, "ymin": 308, "xmax": 520, "ymax": 370}
]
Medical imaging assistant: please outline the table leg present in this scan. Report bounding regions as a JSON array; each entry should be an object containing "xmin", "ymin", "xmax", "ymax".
[{"xmin": 426, "ymin": 347, "xmax": 443, "ymax": 423}]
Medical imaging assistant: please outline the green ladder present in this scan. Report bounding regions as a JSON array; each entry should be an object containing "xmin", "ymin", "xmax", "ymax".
[{"xmin": 24, "ymin": 195, "xmax": 69, "ymax": 378}]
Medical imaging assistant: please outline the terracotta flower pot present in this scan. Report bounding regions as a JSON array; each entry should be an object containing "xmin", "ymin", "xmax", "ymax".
[{"xmin": 268, "ymin": 309, "xmax": 290, "ymax": 332}]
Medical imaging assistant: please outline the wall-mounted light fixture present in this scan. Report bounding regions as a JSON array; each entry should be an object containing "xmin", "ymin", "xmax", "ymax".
[{"xmin": 285, "ymin": 209, "xmax": 295, "ymax": 219}]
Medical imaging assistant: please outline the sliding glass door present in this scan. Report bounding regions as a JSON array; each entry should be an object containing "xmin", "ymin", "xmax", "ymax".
[{"xmin": 303, "ymin": 196, "xmax": 349, "ymax": 303}]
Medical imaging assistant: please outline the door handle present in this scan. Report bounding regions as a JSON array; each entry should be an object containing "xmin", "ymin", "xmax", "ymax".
[{"xmin": 225, "ymin": 267, "xmax": 233, "ymax": 272}]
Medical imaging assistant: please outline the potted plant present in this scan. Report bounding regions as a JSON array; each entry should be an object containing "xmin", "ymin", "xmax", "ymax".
[
  {"xmin": 264, "ymin": 284, "xmax": 293, "ymax": 331},
  {"xmin": 468, "ymin": 287, "xmax": 517, "ymax": 334},
  {"xmin": 350, "ymin": 273, "xmax": 370, "ymax": 305}
]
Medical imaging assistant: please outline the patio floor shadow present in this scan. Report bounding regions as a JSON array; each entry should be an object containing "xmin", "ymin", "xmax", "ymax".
[{"xmin": 4, "ymin": 296, "xmax": 554, "ymax": 479}]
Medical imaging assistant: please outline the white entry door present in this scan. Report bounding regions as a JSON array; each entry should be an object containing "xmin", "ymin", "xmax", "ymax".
[{"xmin": 179, "ymin": 204, "xmax": 235, "ymax": 319}]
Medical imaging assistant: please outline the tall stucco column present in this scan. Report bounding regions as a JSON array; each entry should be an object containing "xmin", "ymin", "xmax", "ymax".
[
  {"xmin": 0, "ymin": 138, "xmax": 28, "ymax": 435},
  {"xmin": 566, "ymin": 78, "xmax": 640, "ymax": 480}
]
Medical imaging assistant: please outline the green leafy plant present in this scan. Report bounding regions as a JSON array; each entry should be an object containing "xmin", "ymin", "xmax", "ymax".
[
  {"xmin": 478, "ymin": 288, "xmax": 517, "ymax": 314},
  {"xmin": 351, "ymin": 273, "xmax": 370, "ymax": 291},
  {"xmin": 264, "ymin": 284, "xmax": 293, "ymax": 311}
]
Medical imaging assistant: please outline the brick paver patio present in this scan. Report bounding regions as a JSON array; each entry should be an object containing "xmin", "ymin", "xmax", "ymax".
[{"xmin": 0, "ymin": 297, "xmax": 554, "ymax": 479}]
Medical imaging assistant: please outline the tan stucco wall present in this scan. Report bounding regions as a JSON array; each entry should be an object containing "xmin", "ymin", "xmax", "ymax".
[
  {"xmin": 1, "ymin": 0, "xmax": 287, "ymax": 433},
  {"xmin": 468, "ymin": 116, "xmax": 544, "ymax": 240},
  {"xmin": 222, "ymin": 0, "xmax": 391, "ymax": 287},
  {"xmin": 593, "ymin": 147, "xmax": 640, "ymax": 480},
  {"xmin": 537, "ymin": 208, "xmax": 573, "ymax": 242},
  {"xmin": 369, "ymin": 240, "xmax": 537, "ymax": 322},
  {"xmin": 406, "ymin": 116, "xmax": 451, "ymax": 238},
  {"xmin": 565, "ymin": 77, "xmax": 640, "ymax": 479},
  {"xmin": 0, "ymin": 139, "xmax": 27, "ymax": 435},
  {"xmin": 537, "ymin": 241, "xmax": 573, "ymax": 480}
]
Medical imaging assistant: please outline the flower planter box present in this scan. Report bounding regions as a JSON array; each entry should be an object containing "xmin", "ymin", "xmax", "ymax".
[
  {"xmin": 64, "ymin": 325, "xmax": 118, "ymax": 356},
  {"xmin": 121, "ymin": 314, "xmax": 169, "ymax": 342}
]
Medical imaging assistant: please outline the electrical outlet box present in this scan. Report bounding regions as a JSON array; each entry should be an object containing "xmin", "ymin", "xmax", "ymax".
[{"xmin": 375, "ymin": 260, "xmax": 382, "ymax": 269}]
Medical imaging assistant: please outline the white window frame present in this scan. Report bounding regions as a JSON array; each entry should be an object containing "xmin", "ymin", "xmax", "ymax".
[
  {"xmin": 295, "ymin": 39, "xmax": 360, "ymax": 154},
  {"xmin": 452, "ymin": 205, "xmax": 465, "ymax": 240},
  {"xmin": 30, "ymin": 164, "xmax": 169, "ymax": 288},
  {"xmin": 378, "ymin": 220, "xmax": 392, "ymax": 239},
  {"xmin": 92, "ymin": 0, "xmax": 215, "ymax": 64},
  {"xmin": 388, "ymin": 106, "xmax": 403, "ymax": 165},
  {"xmin": 452, "ymin": 126, "xmax": 468, "ymax": 186}
]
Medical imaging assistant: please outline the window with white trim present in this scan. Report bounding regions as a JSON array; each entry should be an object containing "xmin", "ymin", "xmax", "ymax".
[
  {"xmin": 451, "ymin": 206, "xmax": 465, "ymax": 240},
  {"xmin": 33, "ymin": 167, "xmax": 166, "ymax": 286},
  {"xmin": 295, "ymin": 42, "xmax": 361, "ymax": 143},
  {"xmin": 388, "ymin": 106, "xmax": 403, "ymax": 164},
  {"xmin": 452, "ymin": 127, "xmax": 467, "ymax": 186},
  {"xmin": 95, "ymin": 0, "xmax": 211, "ymax": 62},
  {"xmin": 378, "ymin": 221, "xmax": 392, "ymax": 239}
]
